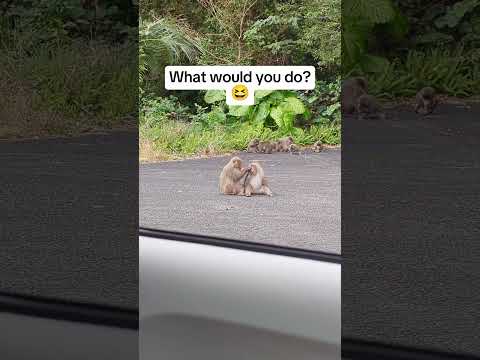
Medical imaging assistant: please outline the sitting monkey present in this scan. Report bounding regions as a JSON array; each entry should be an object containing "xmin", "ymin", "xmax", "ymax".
[
  {"xmin": 241, "ymin": 161, "xmax": 273, "ymax": 197},
  {"xmin": 219, "ymin": 156, "xmax": 249, "ymax": 195},
  {"xmin": 341, "ymin": 77, "xmax": 367, "ymax": 115},
  {"xmin": 415, "ymin": 87, "xmax": 438, "ymax": 115}
]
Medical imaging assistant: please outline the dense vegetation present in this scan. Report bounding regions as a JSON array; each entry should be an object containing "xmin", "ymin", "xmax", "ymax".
[
  {"xmin": 0, "ymin": 0, "xmax": 138, "ymax": 138},
  {"xmin": 139, "ymin": 0, "xmax": 341, "ymax": 161},
  {"xmin": 343, "ymin": 0, "xmax": 480, "ymax": 98}
]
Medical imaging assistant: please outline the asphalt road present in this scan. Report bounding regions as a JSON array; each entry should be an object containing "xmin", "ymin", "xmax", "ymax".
[
  {"xmin": 343, "ymin": 101, "xmax": 480, "ymax": 356},
  {"xmin": 140, "ymin": 149, "xmax": 341, "ymax": 254},
  {"xmin": 0, "ymin": 131, "xmax": 138, "ymax": 309}
]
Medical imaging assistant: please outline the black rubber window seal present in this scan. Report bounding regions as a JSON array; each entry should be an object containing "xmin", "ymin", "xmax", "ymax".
[
  {"xmin": 343, "ymin": 338, "xmax": 480, "ymax": 360},
  {"xmin": 0, "ymin": 291, "xmax": 138, "ymax": 330},
  {"xmin": 139, "ymin": 227, "xmax": 342, "ymax": 264}
]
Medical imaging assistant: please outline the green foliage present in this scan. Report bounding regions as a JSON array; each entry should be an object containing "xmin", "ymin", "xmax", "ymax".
[
  {"xmin": 435, "ymin": 0, "xmax": 480, "ymax": 29},
  {"xmin": 203, "ymin": 90, "xmax": 311, "ymax": 134},
  {"xmin": 244, "ymin": 0, "xmax": 340, "ymax": 71},
  {"xmin": 342, "ymin": 0, "xmax": 406, "ymax": 73},
  {"xmin": 358, "ymin": 47, "xmax": 480, "ymax": 97},
  {"xmin": 141, "ymin": 96, "xmax": 191, "ymax": 126},
  {"xmin": 0, "ymin": 1, "xmax": 137, "ymax": 137},
  {"xmin": 139, "ymin": 18, "xmax": 202, "ymax": 95},
  {"xmin": 138, "ymin": 0, "xmax": 341, "ymax": 159},
  {"xmin": 299, "ymin": 79, "xmax": 341, "ymax": 124},
  {"xmin": 397, "ymin": 1, "xmax": 480, "ymax": 47},
  {"xmin": 11, "ymin": 41, "xmax": 137, "ymax": 121},
  {"xmin": 140, "ymin": 116, "xmax": 340, "ymax": 159},
  {"xmin": 2, "ymin": 0, "xmax": 136, "ymax": 47}
]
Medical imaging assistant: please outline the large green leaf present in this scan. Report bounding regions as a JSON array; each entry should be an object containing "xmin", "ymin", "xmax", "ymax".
[
  {"xmin": 380, "ymin": 6, "xmax": 409, "ymax": 43},
  {"xmin": 254, "ymin": 90, "xmax": 274, "ymax": 100},
  {"xmin": 341, "ymin": 21, "xmax": 371, "ymax": 71},
  {"xmin": 252, "ymin": 102, "xmax": 270, "ymax": 123},
  {"xmin": 435, "ymin": 0, "xmax": 480, "ymax": 28},
  {"xmin": 270, "ymin": 105, "xmax": 283, "ymax": 124},
  {"xmin": 283, "ymin": 97, "xmax": 306, "ymax": 114},
  {"xmin": 271, "ymin": 103, "xmax": 295, "ymax": 130},
  {"xmin": 360, "ymin": 54, "xmax": 390, "ymax": 73},
  {"xmin": 204, "ymin": 90, "xmax": 225, "ymax": 104},
  {"xmin": 228, "ymin": 105, "xmax": 250, "ymax": 117},
  {"xmin": 281, "ymin": 111, "xmax": 295, "ymax": 130}
]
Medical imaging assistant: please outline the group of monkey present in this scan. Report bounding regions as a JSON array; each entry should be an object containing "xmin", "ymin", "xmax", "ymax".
[
  {"xmin": 218, "ymin": 78, "xmax": 438, "ymax": 198},
  {"xmin": 341, "ymin": 77, "xmax": 438, "ymax": 119},
  {"xmin": 246, "ymin": 136, "xmax": 324, "ymax": 154},
  {"xmin": 219, "ymin": 157, "xmax": 272, "ymax": 197}
]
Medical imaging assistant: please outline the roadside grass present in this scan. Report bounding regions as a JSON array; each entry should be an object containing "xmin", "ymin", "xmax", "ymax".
[
  {"xmin": 0, "ymin": 32, "xmax": 137, "ymax": 138},
  {"xmin": 355, "ymin": 47, "xmax": 480, "ymax": 99},
  {"xmin": 139, "ymin": 119, "xmax": 340, "ymax": 161}
]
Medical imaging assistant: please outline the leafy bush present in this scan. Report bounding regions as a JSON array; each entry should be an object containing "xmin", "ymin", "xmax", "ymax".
[
  {"xmin": 397, "ymin": 0, "xmax": 480, "ymax": 46},
  {"xmin": 342, "ymin": 0, "xmax": 408, "ymax": 74},
  {"xmin": 244, "ymin": 0, "xmax": 340, "ymax": 71},
  {"xmin": 2, "ymin": 0, "xmax": 136, "ymax": 48},
  {"xmin": 203, "ymin": 90, "xmax": 311, "ymax": 135},
  {"xmin": 350, "ymin": 46, "xmax": 480, "ymax": 97},
  {"xmin": 139, "ymin": 18, "xmax": 202, "ymax": 95},
  {"xmin": 299, "ymin": 79, "xmax": 341, "ymax": 124}
]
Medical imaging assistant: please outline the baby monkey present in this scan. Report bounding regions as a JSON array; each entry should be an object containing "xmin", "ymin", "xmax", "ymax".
[
  {"xmin": 247, "ymin": 138, "xmax": 260, "ymax": 153},
  {"xmin": 357, "ymin": 94, "xmax": 385, "ymax": 120},
  {"xmin": 288, "ymin": 143, "xmax": 300, "ymax": 154},
  {"xmin": 341, "ymin": 77, "xmax": 368, "ymax": 115},
  {"xmin": 277, "ymin": 136, "xmax": 294, "ymax": 152},
  {"xmin": 242, "ymin": 161, "xmax": 273, "ymax": 197},
  {"xmin": 415, "ymin": 87, "xmax": 437, "ymax": 115},
  {"xmin": 258, "ymin": 141, "xmax": 277, "ymax": 154},
  {"xmin": 312, "ymin": 141, "xmax": 323, "ymax": 153}
]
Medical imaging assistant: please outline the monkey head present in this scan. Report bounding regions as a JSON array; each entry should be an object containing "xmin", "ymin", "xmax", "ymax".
[
  {"xmin": 230, "ymin": 156, "xmax": 243, "ymax": 169},
  {"xmin": 355, "ymin": 77, "xmax": 368, "ymax": 92},
  {"xmin": 249, "ymin": 163, "xmax": 258, "ymax": 176}
]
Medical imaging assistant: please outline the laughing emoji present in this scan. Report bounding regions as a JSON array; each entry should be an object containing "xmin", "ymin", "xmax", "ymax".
[{"xmin": 232, "ymin": 84, "xmax": 248, "ymax": 101}]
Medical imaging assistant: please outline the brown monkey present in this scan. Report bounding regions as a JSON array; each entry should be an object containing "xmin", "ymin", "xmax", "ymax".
[
  {"xmin": 258, "ymin": 141, "xmax": 276, "ymax": 154},
  {"xmin": 247, "ymin": 138, "xmax": 260, "ymax": 153},
  {"xmin": 341, "ymin": 77, "xmax": 367, "ymax": 115},
  {"xmin": 289, "ymin": 143, "xmax": 300, "ymax": 154},
  {"xmin": 357, "ymin": 94, "xmax": 385, "ymax": 120},
  {"xmin": 219, "ymin": 156, "xmax": 249, "ymax": 195},
  {"xmin": 415, "ymin": 87, "xmax": 437, "ymax": 115},
  {"xmin": 242, "ymin": 161, "xmax": 273, "ymax": 197},
  {"xmin": 276, "ymin": 136, "xmax": 294, "ymax": 152},
  {"xmin": 312, "ymin": 141, "xmax": 323, "ymax": 153}
]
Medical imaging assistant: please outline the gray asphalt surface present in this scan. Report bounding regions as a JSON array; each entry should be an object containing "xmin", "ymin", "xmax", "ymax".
[
  {"xmin": 140, "ymin": 149, "xmax": 341, "ymax": 254},
  {"xmin": 343, "ymin": 102, "xmax": 480, "ymax": 357},
  {"xmin": 0, "ymin": 131, "xmax": 138, "ymax": 309}
]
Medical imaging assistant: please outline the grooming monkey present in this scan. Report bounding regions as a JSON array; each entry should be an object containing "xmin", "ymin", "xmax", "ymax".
[
  {"xmin": 341, "ymin": 77, "xmax": 367, "ymax": 115},
  {"xmin": 415, "ymin": 87, "xmax": 438, "ymax": 115},
  {"xmin": 242, "ymin": 161, "xmax": 273, "ymax": 197},
  {"xmin": 357, "ymin": 94, "xmax": 385, "ymax": 120},
  {"xmin": 219, "ymin": 156, "xmax": 249, "ymax": 195}
]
